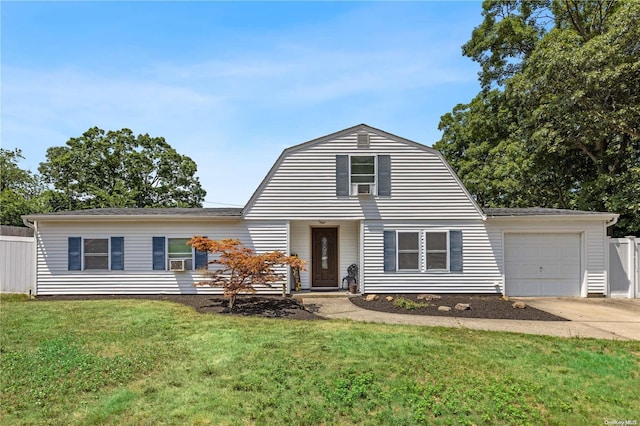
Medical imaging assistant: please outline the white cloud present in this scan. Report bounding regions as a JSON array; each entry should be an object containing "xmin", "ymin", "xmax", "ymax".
[{"xmin": 1, "ymin": 2, "xmax": 480, "ymax": 205}]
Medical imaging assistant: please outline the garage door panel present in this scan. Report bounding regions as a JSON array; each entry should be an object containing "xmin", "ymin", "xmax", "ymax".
[
  {"xmin": 560, "ymin": 247, "xmax": 580, "ymax": 260},
  {"xmin": 505, "ymin": 233, "xmax": 581, "ymax": 297}
]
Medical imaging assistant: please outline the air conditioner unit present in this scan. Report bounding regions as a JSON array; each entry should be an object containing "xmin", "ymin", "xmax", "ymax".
[
  {"xmin": 169, "ymin": 259, "xmax": 186, "ymax": 272},
  {"xmin": 352, "ymin": 183, "xmax": 374, "ymax": 196}
]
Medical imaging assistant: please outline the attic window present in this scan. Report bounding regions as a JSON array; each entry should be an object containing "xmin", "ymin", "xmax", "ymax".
[{"xmin": 357, "ymin": 133, "xmax": 370, "ymax": 149}]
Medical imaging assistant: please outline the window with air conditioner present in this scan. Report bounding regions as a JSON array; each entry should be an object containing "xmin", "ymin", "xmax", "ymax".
[
  {"xmin": 169, "ymin": 259, "xmax": 186, "ymax": 271},
  {"xmin": 350, "ymin": 156, "xmax": 376, "ymax": 195},
  {"xmin": 168, "ymin": 238, "xmax": 193, "ymax": 270}
]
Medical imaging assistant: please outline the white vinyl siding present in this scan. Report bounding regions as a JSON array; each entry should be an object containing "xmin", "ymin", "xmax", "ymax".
[
  {"xmin": 486, "ymin": 218, "xmax": 609, "ymax": 296},
  {"xmin": 244, "ymin": 130, "xmax": 483, "ymax": 220},
  {"xmin": 34, "ymin": 219, "xmax": 288, "ymax": 295},
  {"xmin": 364, "ymin": 220, "xmax": 502, "ymax": 294}
]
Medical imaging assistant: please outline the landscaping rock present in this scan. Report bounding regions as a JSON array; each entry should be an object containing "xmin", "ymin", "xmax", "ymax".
[
  {"xmin": 512, "ymin": 301, "xmax": 527, "ymax": 309},
  {"xmin": 365, "ymin": 294, "xmax": 379, "ymax": 302},
  {"xmin": 438, "ymin": 306, "xmax": 451, "ymax": 312},
  {"xmin": 385, "ymin": 296, "xmax": 394, "ymax": 301},
  {"xmin": 417, "ymin": 294, "xmax": 441, "ymax": 301},
  {"xmin": 454, "ymin": 303, "xmax": 471, "ymax": 311}
]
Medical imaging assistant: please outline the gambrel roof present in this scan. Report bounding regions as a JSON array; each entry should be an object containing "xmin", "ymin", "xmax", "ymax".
[{"xmin": 242, "ymin": 123, "xmax": 485, "ymax": 219}]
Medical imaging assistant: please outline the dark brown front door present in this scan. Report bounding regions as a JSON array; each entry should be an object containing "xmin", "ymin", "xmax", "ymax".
[{"xmin": 312, "ymin": 228, "xmax": 338, "ymax": 288}]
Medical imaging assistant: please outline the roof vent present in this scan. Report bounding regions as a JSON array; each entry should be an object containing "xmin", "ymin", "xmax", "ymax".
[{"xmin": 357, "ymin": 132, "xmax": 370, "ymax": 149}]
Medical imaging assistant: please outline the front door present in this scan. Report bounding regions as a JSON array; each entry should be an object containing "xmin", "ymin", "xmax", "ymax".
[{"xmin": 312, "ymin": 228, "xmax": 338, "ymax": 289}]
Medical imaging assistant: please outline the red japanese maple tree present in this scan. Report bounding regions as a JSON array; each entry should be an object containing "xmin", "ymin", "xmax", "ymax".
[{"xmin": 188, "ymin": 237, "xmax": 306, "ymax": 309}]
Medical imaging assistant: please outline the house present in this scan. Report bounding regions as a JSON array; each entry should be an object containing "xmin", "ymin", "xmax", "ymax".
[{"xmin": 22, "ymin": 124, "xmax": 619, "ymax": 297}]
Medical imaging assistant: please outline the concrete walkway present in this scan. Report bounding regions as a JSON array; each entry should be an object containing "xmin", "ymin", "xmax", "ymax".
[{"xmin": 300, "ymin": 296, "xmax": 640, "ymax": 341}]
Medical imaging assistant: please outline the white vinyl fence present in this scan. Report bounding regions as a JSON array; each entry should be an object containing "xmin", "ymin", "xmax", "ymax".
[
  {"xmin": 0, "ymin": 235, "xmax": 35, "ymax": 294},
  {"xmin": 609, "ymin": 237, "xmax": 638, "ymax": 298}
]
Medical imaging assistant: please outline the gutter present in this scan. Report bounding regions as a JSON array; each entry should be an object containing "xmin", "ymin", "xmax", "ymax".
[
  {"xmin": 21, "ymin": 214, "xmax": 242, "ymax": 222},
  {"xmin": 486, "ymin": 213, "xmax": 618, "ymax": 222},
  {"xmin": 22, "ymin": 217, "xmax": 35, "ymax": 229},
  {"xmin": 605, "ymin": 214, "xmax": 620, "ymax": 228}
]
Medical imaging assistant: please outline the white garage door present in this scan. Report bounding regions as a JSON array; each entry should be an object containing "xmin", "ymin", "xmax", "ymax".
[{"xmin": 505, "ymin": 233, "xmax": 581, "ymax": 297}]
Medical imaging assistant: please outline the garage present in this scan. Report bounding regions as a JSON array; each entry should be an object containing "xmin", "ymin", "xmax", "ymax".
[{"xmin": 505, "ymin": 233, "xmax": 581, "ymax": 297}]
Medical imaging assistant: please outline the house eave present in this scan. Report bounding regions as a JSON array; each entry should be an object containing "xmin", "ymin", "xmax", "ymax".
[
  {"xmin": 22, "ymin": 214, "xmax": 243, "ymax": 222},
  {"xmin": 486, "ymin": 213, "xmax": 619, "ymax": 222}
]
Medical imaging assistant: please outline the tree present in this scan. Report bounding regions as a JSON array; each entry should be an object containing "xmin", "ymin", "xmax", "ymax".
[
  {"xmin": 0, "ymin": 148, "xmax": 46, "ymax": 226},
  {"xmin": 436, "ymin": 0, "xmax": 639, "ymax": 236},
  {"xmin": 38, "ymin": 127, "xmax": 206, "ymax": 210},
  {"xmin": 462, "ymin": 0, "xmax": 551, "ymax": 89},
  {"xmin": 188, "ymin": 237, "xmax": 306, "ymax": 310}
]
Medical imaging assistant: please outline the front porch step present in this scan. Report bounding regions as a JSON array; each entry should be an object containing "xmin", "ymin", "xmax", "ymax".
[{"xmin": 291, "ymin": 290, "xmax": 358, "ymax": 299}]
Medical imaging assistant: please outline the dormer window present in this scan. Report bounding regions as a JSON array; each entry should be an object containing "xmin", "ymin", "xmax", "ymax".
[
  {"xmin": 336, "ymin": 154, "xmax": 390, "ymax": 197},
  {"xmin": 351, "ymin": 156, "xmax": 376, "ymax": 196}
]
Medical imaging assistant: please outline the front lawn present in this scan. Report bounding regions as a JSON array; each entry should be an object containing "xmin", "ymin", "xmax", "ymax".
[{"xmin": 1, "ymin": 297, "xmax": 638, "ymax": 425}]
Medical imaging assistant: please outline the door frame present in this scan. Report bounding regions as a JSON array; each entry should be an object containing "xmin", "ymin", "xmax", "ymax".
[{"xmin": 310, "ymin": 226, "xmax": 339, "ymax": 289}]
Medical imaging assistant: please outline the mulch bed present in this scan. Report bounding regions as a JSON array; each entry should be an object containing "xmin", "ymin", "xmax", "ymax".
[
  {"xmin": 350, "ymin": 294, "xmax": 568, "ymax": 321},
  {"xmin": 36, "ymin": 295, "xmax": 322, "ymax": 320},
  {"xmin": 36, "ymin": 293, "xmax": 567, "ymax": 321}
]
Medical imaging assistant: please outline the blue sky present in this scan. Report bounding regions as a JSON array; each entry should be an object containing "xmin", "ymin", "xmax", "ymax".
[{"xmin": 2, "ymin": 1, "xmax": 483, "ymax": 207}]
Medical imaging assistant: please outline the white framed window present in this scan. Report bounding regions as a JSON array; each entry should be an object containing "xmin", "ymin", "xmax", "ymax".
[
  {"xmin": 69, "ymin": 237, "xmax": 124, "ymax": 271},
  {"xmin": 425, "ymin": 232, "xmax": 448, "ymax": 270},
  {"xmin": 397, "ymin": 232, "xmax": 420, "ymax": 271},
  {"xmin": 350, "ymin": 155, "xmax": 376, "ymax": 195},
  {"xmin": 168, "ymin": 238, "xmax": 193, "ymax": 270},
  {"xmin": 83, "ymin": 238, "xmax": 109, "ymax": 270}
]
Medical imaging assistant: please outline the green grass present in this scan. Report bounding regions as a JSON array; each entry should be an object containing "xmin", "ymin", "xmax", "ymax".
[
  {"xmin": 0, "ymin": 293, "xmax": 30, "ymax": 302},
  {"xmin": 1, "ymin": 297, "xmax": 639, "ymax": 425}
]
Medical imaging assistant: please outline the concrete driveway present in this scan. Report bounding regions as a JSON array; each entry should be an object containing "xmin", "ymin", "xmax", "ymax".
[
  {"xmin": 303, "ymin": 296, "xmax": 640, "ymax": 340},
  {"xmin": 519, "ymin": 297, "xmax": 640, "ymax": 340}
]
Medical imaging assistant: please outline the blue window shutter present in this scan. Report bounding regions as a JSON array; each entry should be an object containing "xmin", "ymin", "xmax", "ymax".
[
  {"xmin": 450, "ymin": 230, "xmax": 463, "ymax": 272},
  {"xmin": 383, "ymin": 231, "xmax": 396, "ymax": 272},
  {"xmin": 194, "ymin": 236, "xmax": 208, "ymax": 269},
  {"xmin": 152, "ymin": 237, "xmax": 165, "ymax": 270},
  {"xmin": 68, "ymin": 237, "xmax": 82, "ymax": 271},
  {"xmin": 336, "ymin": 155, "xmax": 349, "ymax": 196},
  {"xmin": 111, "ymin": 237, "xmax": 124, "ymax": 270},
  {"xmin": 377, "ymin": 155, "xmax": 391, "ymax": 196}
]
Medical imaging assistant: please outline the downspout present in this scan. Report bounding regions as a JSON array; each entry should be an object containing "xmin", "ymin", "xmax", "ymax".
[
  {"xmin": 359, "ymin": 220, "xmax": 365, "ymax": 295},
  {"xmin": 22, "ymin": 218, "xmax": 37, "ymax": 297}
]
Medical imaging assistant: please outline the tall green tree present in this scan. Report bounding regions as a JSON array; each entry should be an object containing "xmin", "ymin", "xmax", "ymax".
[
  {"xmin": 39, "ymin": 127, "xmax": 206, "ymax": 210},
  {"xmin": 436, "ymin": 0, "xmax": 639, "ymax": 236},
  {"xmin": 0, "ymin": 148, "xmax": 46, "ymax": 226}
]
